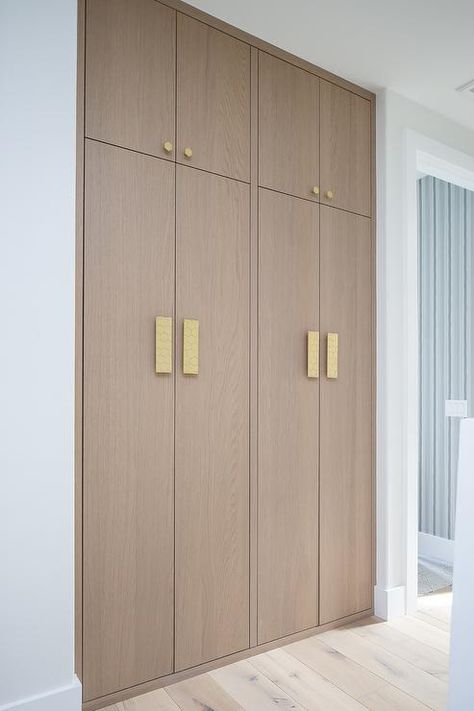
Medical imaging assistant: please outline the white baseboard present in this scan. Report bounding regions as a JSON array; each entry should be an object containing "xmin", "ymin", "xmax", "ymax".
[
  {"xmin": 374, "ymin": 584, "xmax": 406, "ymax": 620},
  {"xmin": 418, "ymin": 532, "xmax": 454, "ymax": 564},
  {"xmin": 0, "ymin": 677, "xmax": 81, "ymax": 711}
]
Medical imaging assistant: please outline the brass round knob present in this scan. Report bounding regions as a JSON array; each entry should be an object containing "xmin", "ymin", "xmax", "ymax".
[
  {"xmin": 325, "ymin": 190, "xmax": 334, "ymax": 200},
  {"xmin": 163, "ymin": 141, "xmax": 173, "ymax": 154},
  {"xmin": 183, "ymin": 147, "xmax": 193, "ymax": 159},
  {"xmin": 311, "ymin": 186, "xmax": 320, "ymax": 196}
]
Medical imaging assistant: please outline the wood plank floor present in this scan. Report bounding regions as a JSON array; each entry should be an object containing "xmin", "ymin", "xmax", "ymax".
[{"xmin": 99, "ymin": 589, "xmax": 451, "ymax": 711}]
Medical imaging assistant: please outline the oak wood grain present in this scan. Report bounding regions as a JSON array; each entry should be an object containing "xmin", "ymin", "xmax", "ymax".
[
  {"xmin": 175, "ymin": 166, "xmax": 250, "ymax": 671},
  {"xmin": 160, "ymin": 0, "xmax": 374, "ymax": 101},
  {"xmin": 348, "ymin": 618, "xmax": 449, "ymax": 681},
  {"xmin": 258, "ymin": 189, "xmax": 319, "ymax": 644},
  {"xmin": 286, "ymin": 636, "xmax": 385, "ymax": 701},
  {"xmin": 320, "ymin": 80, "xmax": 371, "ymax": 217},
  {"xmin": 319, "ymin": 628, "xmax": 448, "ymax": 710},
  {"xmin": 359, "ymin": 685, "xmax": 432, "ymax": 711},
  {"xmin": 211, "ymin": 659, "xmax": 306, "ymax": 711},
  {"xmin": 85, "ymin": 608, "xmax": 372, "ymax": 711},
  {"xmin": 259, "ymin": 51, "xmax": 320, "ymax": 201},
  {"xmin": 83, "ymin": 141, "xmax": 175, "ymax": 700},
  {"xmin": 98, "ymin": 688, "xmax": 180, "ymax": 711},
  {"xmin": 177, "ymin": 13, "xmax": 250, "ymax": 181},
  {"xmin": 94, "ymin": 596, "xmax": 452, "ymax": 711},
  {"xmin": 249, "ymin": 45, "xmax": 259, "ymax": 650},
  {"xmin": 166, "ymin": 674, "xmax": 243, "ymax": 710},
  {"xmin": 250, "ymin": 648, "xmax": 367, "ymax": 710},
  {"xmin": 85, "ymin": 0, "xmax": 176, "ymax": 158},
  {"xmin": 319, "ymin": 206, "xmax": 373, "ymax": 624}
]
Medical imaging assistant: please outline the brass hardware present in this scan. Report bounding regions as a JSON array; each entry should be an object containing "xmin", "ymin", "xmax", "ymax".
[
  {"xmin": 183, "ymin": 319, "xmax": 199, "ymax": 375},
  {"xmin": 327, "ymin": 332, "xmax": 338, "ymax": 379},
  {"xmin": 325, "ymin": 190, "xmax": 334, "ymax": 200},
  {"xmin": 183, "ymin": 147, "xmax": 193, "ymax": 159},
  {"xmin": 311, "ymin": 186, "xmax": 320, "ymax": 196},
  {"xmin": 307, "ymin": 331, "xmax": 319, "ymax": 378},
  {"xmin": 155, "ymin": 316, "xmax": 173, "ymax": 374},
  {"xmin": 163, "ymin": 141, "xmax": 173, "ymax": 154}
]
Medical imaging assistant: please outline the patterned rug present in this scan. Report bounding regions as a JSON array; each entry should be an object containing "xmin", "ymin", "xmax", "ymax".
[{"xmin": 418, "ymin": 556, "xmax": 453, "ymax": 595}]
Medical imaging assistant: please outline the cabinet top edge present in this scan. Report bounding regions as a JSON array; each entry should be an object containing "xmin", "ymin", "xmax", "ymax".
[{"xmin": 157, "ymin": 0, "xmax": 376, "ymax": 103}]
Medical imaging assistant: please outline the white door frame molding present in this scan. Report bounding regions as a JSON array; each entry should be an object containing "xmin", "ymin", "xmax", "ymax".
[{"xmin": 403, "ymin": 130, "xmax": 474, "ymax": 614}]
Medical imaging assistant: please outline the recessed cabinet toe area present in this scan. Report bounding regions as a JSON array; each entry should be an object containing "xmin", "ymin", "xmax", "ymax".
[{"xmin": 78, "ymin": 1, "xmax": 375, "ymax": 707}]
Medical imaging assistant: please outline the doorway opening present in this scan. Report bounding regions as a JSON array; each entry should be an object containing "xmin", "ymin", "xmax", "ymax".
[
  {"xmin": 416, "ymin": 175, "xmax": 474, "ymax": 606},
  {"xmin": 403, "ymin": 131, "xmax": 474, "ymax": 617}
]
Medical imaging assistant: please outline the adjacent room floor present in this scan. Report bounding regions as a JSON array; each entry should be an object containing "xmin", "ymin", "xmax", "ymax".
[{"xmin": 101, "ymin": 589, "xmax": 451, "ymax": 711}]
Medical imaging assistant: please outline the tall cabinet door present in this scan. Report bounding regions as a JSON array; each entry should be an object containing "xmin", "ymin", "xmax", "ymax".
[
  {"xmin": 258, "ymin": 189, "xmax": 319, "ymax": 644},
  {"xmin": 320, "ymin": 80, "xmax": 371, "ymax": 217},
  {"xmin": 259, "ymin": 52, "xmax": 320, "ymax": 201},
  {"xmin": 175, "ymin": 166, "xmax": 250, "ymax": 670},
  {"xmin": 83, "ymin": 141, "xmax": 175, "ymax": 700},
  {"xmin": 177, "ymin": 14, "xmax": 251, "ymax": 180},
  {"xmin": 86, "ymin": 0, "xmax": 176, "ymax": 160},
  {"xmin": 319, "ymin": 206, "xmax": 373, "ymax": 624}
]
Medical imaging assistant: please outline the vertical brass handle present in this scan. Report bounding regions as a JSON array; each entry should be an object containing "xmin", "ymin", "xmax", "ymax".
[
  {"xmin": 155, "ymin": 316, "xmax": 173, "ymax": 374},
  {"xmin": 183, "ymin": 319, "xmax": 199, "ymax": 375},
  {"xmin": 327, "ymin": 332, "xmax": 338, "ymax": 379},
  {"xmin": 307, "ymin": 331, "xmax": 319, "ymax": 378}
]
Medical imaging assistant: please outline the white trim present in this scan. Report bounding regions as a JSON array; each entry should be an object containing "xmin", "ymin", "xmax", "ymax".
[
  {"xmin": 418, "ymin": 532, "xmax": 454, "ymax": 565},
  {"xmin": 404, "ymin": 130, "xmax": 474, "ymax": 614},
  {"xmin": 0, "ymin": 678, "xmax": 81, "ymax": 711},
  {"xmin": 374, "ymin": 584, "xmax": 406, "ymax": 620}
]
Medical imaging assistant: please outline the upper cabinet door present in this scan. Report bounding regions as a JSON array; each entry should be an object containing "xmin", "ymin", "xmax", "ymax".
[
  {"xmin": 85, "ymin": 0, "xmax": 176, "ymax": 159},
  {"xmin": 177, "ymin": 14, "xmax": 251, "ymax": 181},
  {"xmin": 320, "ymin": 80, "xmax": 372, "ymax": 217},
  {"xmin": 259, "ymin": 52, "xmax": 320, "ymax": 202}
]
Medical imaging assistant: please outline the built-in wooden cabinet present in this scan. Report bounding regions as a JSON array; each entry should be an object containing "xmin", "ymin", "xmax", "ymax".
[
  {"xmin": 258, "ymin": 189, "xmax": 319, "ymax": 644},
  {"xmin": 320, "ymin": 80, "xmax": 372, "ymax": 216},
  {"xmin": 175, "ymin": 167, "xmax": 250, "ymax": 670},
  {"xmin": 259, "ymin": 52, "xmax": 320, "ymax": 201},
  {"xmin": 177, "ymin": 15, "xmax": 251, "ymax": 180},
  {"xmin": 79, "ymin": 1, "xmax": 375, "ymax": 707},
  {"xmin": 319, "ymin": 207, "xmax": 373, "ymax": 623},
  {"xmin": 83, "ymin": 140, "xmax": 175, "ymax": 699},
  {"xmin": 85, "ymin": 0, "xmax": 176, "ymax": 159}
]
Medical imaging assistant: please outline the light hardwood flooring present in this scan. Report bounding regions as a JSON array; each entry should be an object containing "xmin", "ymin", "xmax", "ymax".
[{"xmin": 99, "ymin": 589, "xmax": 452, "ymax": 711}]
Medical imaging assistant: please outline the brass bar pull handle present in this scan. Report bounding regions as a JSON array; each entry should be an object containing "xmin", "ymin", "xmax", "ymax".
[
  {"xmin": 183, "ymin": 319, "xmax": 199, "ymax": 375},
  {"xmin": 307, "ymin": 330, "xmax": 319, "ymax": 378},
  {"xmin": 155, "ymin": 316, "xmax": 173, "ymax": 374},
  {"xmin": 327, "ymin": 332, "xmax": 339, "ymax": 379}
]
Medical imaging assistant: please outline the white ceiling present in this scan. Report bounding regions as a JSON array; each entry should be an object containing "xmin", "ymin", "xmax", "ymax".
[{"xmin": 186, "ymin": 0, "xmax": 474, "ymax": 130}]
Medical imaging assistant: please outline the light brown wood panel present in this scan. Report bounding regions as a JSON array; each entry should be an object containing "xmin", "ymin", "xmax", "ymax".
[
  {"xmin": 320, "ymin": 81, "xmax": 371, "ymax": 216},
  {"xmin": 258, "ymin": 189, "xmax": 319, "ymax": 644},
  {"xmin": 175, "ymin": 166, "xmax": 250, "ymax": 671},
  {"xmin": 96, "ymin": 593, "xmax": 452, "ymax": 711},
  {"xmin": 259, "ymin": 51, "xmax": 320, "ymax": 201},
  {"xmin": 319, "ymin": 206, "xmax": 372, "ymax": 624},
  {"xmin": 177, "ymin": 14, "xmax": 250, "ymax": 180},
  {"xmin": 85, "ymin": 0, "xmax": 176, "ymax": 158},
  {"xmin": 83, "ymin": 141, "xmax": 175, "ymax": 700},
  {"xmin": 166, "ymin": 674, "xmax": 243, "ymax": 711}
]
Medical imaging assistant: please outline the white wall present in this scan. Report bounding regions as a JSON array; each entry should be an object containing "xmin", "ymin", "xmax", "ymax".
[
  {"xmin": 0, "ymin": 1, "xmax": 80, "ymax": 710},
  {"xmin": 376, "ymin": 89, "xmax": 474, "ymax": 617},
  {"xmin": 449, "ymin": 418, "xmax": 474, "ymax": 710}
]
